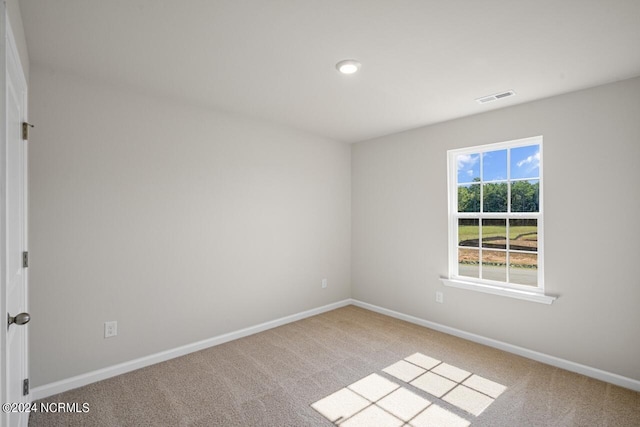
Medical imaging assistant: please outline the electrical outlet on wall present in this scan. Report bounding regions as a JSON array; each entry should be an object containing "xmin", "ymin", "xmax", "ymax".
[
  {"xmin": 321, "ymin": 278, "xmax": 327, "ymax": 288},
  {"xmin": 436, "ymin": 291, "xmax": 444, "ymax": 304},
  {"xmin": 104, "ymin": 321, "xmax": 117, "ymax": 338}
]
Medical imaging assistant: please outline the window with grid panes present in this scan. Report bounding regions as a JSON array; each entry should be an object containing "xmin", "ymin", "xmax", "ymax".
[{"xmin": 446, "ymin": 136, "xmax": 544, "ymax": 294}]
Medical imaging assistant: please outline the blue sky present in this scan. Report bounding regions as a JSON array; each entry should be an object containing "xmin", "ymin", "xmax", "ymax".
[{"xmin": 457, "ymin": 144, "xmax": 539, "ymax": 183}]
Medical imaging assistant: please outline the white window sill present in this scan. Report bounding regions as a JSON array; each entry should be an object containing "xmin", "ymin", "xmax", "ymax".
[{"xmin": 440, "ymin": 278, "xmax": 557, "ymax": 305}]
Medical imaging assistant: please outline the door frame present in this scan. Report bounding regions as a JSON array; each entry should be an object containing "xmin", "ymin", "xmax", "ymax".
[{"xmin": 1, "ymin": 5, "xmax": 30, "ymax": 427}]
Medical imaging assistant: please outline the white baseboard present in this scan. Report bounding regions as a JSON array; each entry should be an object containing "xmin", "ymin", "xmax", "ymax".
[
  {"xmin": 31, "ymin": 299, "xmax": 352, "ymax": 400},
  {"xmin": 32, "ymin": 297, "xmax": 640, "ymax": 399},
  {"xmin": 351, "ymin": 299, "xmax": 640, "ymax": 392}
]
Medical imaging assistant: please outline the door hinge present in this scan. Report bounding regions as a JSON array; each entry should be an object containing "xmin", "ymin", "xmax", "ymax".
[
  {"xmin": 22, "ymin": 122, "xmax": 34, "ymax": 141},
  {"xmin": 23, "ymin": 251, "xmax": 28, "ymax": 268},
  {"xmin": 23, "ymin": 379, "xmax": 29, "ymax": 396}
]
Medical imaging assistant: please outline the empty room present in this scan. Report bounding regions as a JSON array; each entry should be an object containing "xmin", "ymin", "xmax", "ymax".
[{"xmin": 1, "ymin": 0, "xmax": 639, "ymax": 426}]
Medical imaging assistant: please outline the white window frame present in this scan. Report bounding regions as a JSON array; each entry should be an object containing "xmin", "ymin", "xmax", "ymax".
[{"xmin": 441, "ymin": 136, "xmax": 556, "ymax": 304}]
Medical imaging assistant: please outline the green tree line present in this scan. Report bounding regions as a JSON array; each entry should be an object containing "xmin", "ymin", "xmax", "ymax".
[{"xmin": 458, "ymin": 179, "xmax": 539, "ymax": 213}]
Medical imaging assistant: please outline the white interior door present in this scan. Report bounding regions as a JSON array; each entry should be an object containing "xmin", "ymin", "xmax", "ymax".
[{"xmin": 1, "ymin": 9, "xmax": 29, "ymax": 427}]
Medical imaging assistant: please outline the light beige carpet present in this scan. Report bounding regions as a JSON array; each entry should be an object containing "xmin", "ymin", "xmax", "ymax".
[{"xmin": 29, "ymin": 305, "xmax": 639, "ymax": 426}]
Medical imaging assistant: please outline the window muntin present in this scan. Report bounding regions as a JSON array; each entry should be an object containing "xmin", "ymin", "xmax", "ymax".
[{"xmin": 448, "ymin": 137, "xmax": 543, "ymax": 292}]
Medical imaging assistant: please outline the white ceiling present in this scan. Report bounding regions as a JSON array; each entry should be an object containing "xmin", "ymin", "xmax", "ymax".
[{"xmin": 19, "ymin": 0, "xmax": 640, "ymax": 143}]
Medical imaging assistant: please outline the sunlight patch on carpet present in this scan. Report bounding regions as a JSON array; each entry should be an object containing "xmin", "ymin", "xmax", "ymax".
[
  {"xmin": 347, "ymin": 373, "xmax": 400, "ymax": 402},
  {"xmin": 377, "ymin": 388, "xmax": 431, "ymax": 421},
  {"xmin": 411, "ymin": 371, "xmax": 457, "ymax": 398},
  {"xmin": 443, "ymin": 385, "xmax": 494, "ymax": 416},
  {"xmin": 411, "ymin": 404, "xmax": 470, "ymax": 427},
  {"xmin": 382, "ymin": 360, "xmax": 426, "ymax": 382},
  {"xmin": 311, "ymin": 352, "xmax": 507, "ymax": 426},
  {"xmin": 310, "ymin": 388, "xmax": 369, "ymax": 423}
]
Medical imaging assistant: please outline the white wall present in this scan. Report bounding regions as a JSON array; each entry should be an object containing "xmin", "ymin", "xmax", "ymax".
[
  {"xmin": 28, "ymin": 66, "xmax": 351, "ymax": 386},
  {"xmin": 352, "ymin": 77, "xmax": 640, "ymax": 381}
]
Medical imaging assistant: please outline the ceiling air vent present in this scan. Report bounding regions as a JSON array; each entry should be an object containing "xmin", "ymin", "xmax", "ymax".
[{"xmin": 475, "ymin": 90, "xmax": 516, "ymax": 104}]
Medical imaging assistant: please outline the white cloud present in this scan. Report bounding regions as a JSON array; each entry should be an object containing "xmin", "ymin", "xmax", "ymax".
[
  {"xmin": 516, "ymin": 151, "xmax": 540, "ymax": 170},
  {"xmin": 457, "ymin": 154, "xmax": 479, "ymax": 170}
]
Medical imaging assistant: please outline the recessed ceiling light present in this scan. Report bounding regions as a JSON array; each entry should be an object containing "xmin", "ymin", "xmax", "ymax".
[{"xmin": 336, "ymin": 59, "xmax": 361, "ymax": 75}]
